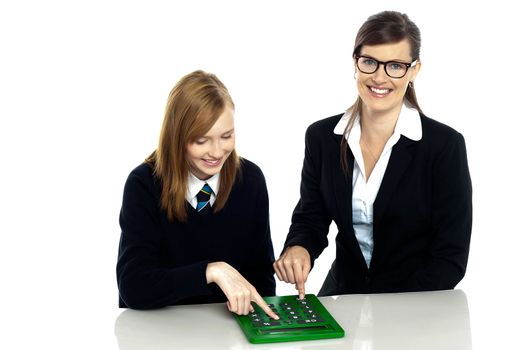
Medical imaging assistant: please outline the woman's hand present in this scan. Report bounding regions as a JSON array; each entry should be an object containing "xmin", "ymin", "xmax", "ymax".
[
  {"xmin": 206, "ymin": 262, "xmax": 279, "ymax": 319},
  {"xmin": 273, "ymin": 246, "xmax": 311, "ymax": 299}
]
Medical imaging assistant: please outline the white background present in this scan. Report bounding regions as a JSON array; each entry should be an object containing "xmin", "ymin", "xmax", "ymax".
[{"xmin": 1, "ymin": 0, "xmax": 525, "ymax": 348}]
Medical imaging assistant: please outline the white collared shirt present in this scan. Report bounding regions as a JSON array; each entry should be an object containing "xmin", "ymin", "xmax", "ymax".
[
  {"xmin": 186, "ymin": 172, "xmax": 220, "ymax": 208},
  {"xmin": 333, "ymin": 104, "xmax": 422, "ymax": 267}
]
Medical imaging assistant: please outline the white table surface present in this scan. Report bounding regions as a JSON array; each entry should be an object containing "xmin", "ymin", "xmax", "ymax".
[{"xmin": 114, "ymin": 290, "xmax": 472, "ymax": 350}]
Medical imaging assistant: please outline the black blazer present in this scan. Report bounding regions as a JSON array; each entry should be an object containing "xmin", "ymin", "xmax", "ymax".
[{"xmin": 284, "ymin": 113, "xmax": 472, "ymax": 295}]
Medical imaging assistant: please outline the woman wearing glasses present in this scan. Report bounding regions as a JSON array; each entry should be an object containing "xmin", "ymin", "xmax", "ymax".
[
  {"xmin": 117, "ymin": 71, "xmax": 278, "ymax": 319},
  {"xmin": 274, "ymin": 11, "xmax": 472, "ymax": 297}
]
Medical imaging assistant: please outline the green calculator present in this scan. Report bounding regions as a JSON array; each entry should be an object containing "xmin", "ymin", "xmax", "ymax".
[{"xmin": 233, "ymin": 294, "xmax": 345, "ymax": 344}]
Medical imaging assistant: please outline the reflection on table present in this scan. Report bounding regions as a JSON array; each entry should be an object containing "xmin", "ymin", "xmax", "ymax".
[{"xmin": 114, "ymin": 289, "xmax": 471, "ymax": 350}]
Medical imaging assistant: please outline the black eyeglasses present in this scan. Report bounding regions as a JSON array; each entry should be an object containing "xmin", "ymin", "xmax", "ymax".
[{"xmin": 355, "ymin": 55, "xmax": 417, "ymax": 78}]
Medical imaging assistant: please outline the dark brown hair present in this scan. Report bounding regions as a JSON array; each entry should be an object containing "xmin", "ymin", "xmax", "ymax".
[
  {"xmin": 146, "ymin": 70, "xmax": 240, "ymax": 222},
  {"xmin": 340, "ymin": 11, "xmax": 422, "ymax": 173}
]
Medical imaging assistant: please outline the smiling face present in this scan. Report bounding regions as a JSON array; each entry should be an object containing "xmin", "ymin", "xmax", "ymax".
[
  {"xmin": 186, "ymin": 107, "xmax": 235, "ymax": 180},
  {"xmin": 356, "ymin": 39, "xmax": 420, "ymax": 117}
]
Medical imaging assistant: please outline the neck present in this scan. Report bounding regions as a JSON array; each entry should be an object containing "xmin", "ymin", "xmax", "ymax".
[{"xmin": 360, "ymin": 104, "xmax": 403, "ymax": 142}]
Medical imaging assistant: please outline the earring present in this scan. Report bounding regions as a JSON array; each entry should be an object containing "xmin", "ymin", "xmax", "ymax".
[{"xmin": 408, "ymin": 81, "xmax": 414, "ymax": 88}]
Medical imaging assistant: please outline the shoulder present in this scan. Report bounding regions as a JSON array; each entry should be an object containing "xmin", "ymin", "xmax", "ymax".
[
  {"xmin": 419, "ymin": 114, "xmax": 468, "ymax": 155},
  {"xmin": 420, "ymin": 114, "xmax": 464, "ymax": 141},
  {"xmin": 302, "ymin": 114, "xmax": 344, "ymax": 155},
  {"xmin": 231, "ymin": 158, "xmax": 269, "ymax": 201},
  {"xmin": 127, "ymin": 162, "xmax": 155, "ymax": 183},
  {"xmin": 123, "ymin": 162, "xmax": 158, "ymax": 197},
  {"xmin": 306, "ymin": 114, "xmax": 344, "ymax": 138},
  {"xmin": 238, "ymin": 158, "xmax": 266, "ymax": 184}
]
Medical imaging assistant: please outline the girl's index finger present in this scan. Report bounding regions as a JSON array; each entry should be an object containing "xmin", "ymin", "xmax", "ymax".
[{"xmin": 252, "ymin": 294, "xmax": 279, "ymax": 320}]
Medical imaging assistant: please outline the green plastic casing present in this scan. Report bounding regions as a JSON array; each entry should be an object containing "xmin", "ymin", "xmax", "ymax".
[{"xmin": 233, "ymin": 294, "xmax": 345, "ymax": 344}]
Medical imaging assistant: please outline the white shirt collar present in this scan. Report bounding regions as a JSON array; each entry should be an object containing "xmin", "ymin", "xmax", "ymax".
[
  {"xmin": 186, "ymin": 172, "xmax": 220, "ymax": 203},
  {"xmin": 333, "ymin": 103, "xmax": 422, "ymax": 141}
]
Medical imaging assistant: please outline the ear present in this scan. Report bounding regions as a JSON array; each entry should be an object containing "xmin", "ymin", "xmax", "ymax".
[{"xmin": 409, "ymin": 60, "xmax": 421, "ymax": 82}]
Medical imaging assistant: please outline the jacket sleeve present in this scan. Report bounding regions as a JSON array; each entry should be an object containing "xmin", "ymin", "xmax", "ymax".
[
  {"xmin": 406, "ymin": 131, "xmax": 473, "ymax": 290},
  {"xmin": 283, "ymin": 123, "xmax": 333, "ymax": 264},
  {"xmin": 116, "ymin": 170, "xmax": 211, "ymax": 309}
]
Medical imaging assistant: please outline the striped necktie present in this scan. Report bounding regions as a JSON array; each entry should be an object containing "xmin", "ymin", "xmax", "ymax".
[{"xmin": 196, "ymin": 183, "xmax": 212, "ymax": 214}]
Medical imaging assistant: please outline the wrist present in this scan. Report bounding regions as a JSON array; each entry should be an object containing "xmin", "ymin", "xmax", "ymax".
[{"xmin": 206, "ymin": 261, "xmax": 224, "ymax": 284}]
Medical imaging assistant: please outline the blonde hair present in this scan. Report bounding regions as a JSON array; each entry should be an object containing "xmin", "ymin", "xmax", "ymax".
[{"xmin": 146, "ymin": 70, "xmax": 240, "ymax": 222}]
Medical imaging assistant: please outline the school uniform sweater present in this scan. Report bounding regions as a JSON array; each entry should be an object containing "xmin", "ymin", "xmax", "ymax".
[{"xmin": 117, "ymin": 159, "xmax": 276, "ymax": 309}]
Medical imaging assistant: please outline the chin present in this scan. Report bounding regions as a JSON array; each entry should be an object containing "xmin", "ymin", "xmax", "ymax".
[{"xmin": 200, "ymin": 168, "xmax": 221, "ymax": 179}]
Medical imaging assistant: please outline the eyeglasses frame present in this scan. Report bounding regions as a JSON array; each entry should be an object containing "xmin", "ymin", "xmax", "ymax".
[{"xmin": 354, "ymin": 55, "xmax": 418, "ymax": 79}]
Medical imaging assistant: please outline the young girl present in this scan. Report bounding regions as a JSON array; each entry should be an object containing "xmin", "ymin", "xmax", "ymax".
[{"xmin": 117, "ymin": 70, "xmax": 277, "ymax": 319}]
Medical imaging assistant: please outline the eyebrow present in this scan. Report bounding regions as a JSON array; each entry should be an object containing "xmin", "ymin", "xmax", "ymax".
[
  {"xmin": 221, "ymin": 128, "xmax": 235, "ymax": 135},
  {"xmin": 360, "ymin": 54, "xmax": 412, "ymax": 63},
  {"xmin": 200, "ymin": 128, "xmax": 235, "ymax": 139}
]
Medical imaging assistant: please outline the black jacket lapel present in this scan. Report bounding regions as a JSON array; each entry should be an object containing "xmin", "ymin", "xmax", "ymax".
[
  {"xmin": 374, "ymin": 136, "xmax": 415, "ymax": 226},
  {"xmin": 331, "ymin": 133, "xmax": 368, "ymax": 268}
]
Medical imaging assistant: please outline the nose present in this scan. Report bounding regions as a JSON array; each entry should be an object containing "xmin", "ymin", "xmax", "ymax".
[
  {"xmin": 372, "ymin": 63, "xmax": 388, "ymax": 83},
  {"xmin": 207, "ymin": 140, "xmax": 223, "ymax": 158}
]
